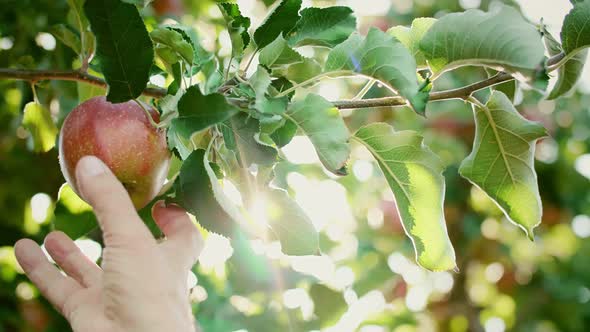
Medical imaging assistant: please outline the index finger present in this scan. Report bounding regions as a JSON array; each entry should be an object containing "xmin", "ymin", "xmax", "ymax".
[{"xmin": 75, "ymin": 156, "xmax": 155, "ymax": 247}]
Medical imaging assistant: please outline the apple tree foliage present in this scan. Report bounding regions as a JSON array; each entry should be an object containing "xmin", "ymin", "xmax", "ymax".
[
  {"xmin": 2, "ymin": 0, "xmax": 590, "ymax": 330},
  {"xmin": 4, "ymin": 0, "xmax": 590, "ymax": 272}
]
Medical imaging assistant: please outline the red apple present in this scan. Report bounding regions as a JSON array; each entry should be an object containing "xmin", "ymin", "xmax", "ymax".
[
  {"xmin": 59, "ymin": 96, "xmax": 171, "ymax": 209},
  {"xmin": 152, "ymin": 0, "xmax": 184, "ymax": 16}
]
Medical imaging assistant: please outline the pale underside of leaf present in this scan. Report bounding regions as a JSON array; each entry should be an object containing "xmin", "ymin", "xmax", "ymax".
[
  {"xmin": 325, "ymin": 28, "xmax": 426, "ymax": 114},
  {"xmin": 419, "ymin": 5, "xmax": 545, "ymax": 79},
  {"xmin": 285, "ymin": 94, "xmax": 350, "ymax": 174},
  {"xmin": 353, "ymin": 123, "xmax": 456, "ymax": 271},
  {"xmin": 561, "ymin": 0, "xmax": 590, "ymax": 56},
  {"xmin": 459, "ymin": 91, "xmax": 547, "ymax": 239}
]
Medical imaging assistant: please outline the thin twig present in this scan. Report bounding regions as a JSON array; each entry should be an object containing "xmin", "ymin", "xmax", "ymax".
[{"xmin": 332, "ymin": 52, "xmax": 566, "ymax": 110}]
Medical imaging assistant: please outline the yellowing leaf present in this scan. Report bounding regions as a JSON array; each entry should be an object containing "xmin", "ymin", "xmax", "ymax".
[
  {"xmin": 460, "ymin": 92, "xmax": 547, "ymax": 239},
  {"xmin": 22, "ymin": 102, "xmax": 58, "ymax": 152},
  {"xmin": 353, "ymin": 123, "xmax": 456, "ymax": 271}
]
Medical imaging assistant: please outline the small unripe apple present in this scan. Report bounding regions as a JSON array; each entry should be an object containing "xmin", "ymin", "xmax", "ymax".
[{"xmin": 59, "ymin": 96, "xmax": 171, "ymax": 209}]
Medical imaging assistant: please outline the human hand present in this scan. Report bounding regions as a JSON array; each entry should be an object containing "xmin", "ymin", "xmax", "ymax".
[{"xmin": 15, "ymin": 156, "xmax": 203, "ymax": 332}]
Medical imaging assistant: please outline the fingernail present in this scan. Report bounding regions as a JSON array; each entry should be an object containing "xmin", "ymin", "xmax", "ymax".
[
  {"xmin": 44, "ymin": 233, "xmax": 67, "ymax": 260},
  {"xmin": 77, "ymin": 156, "xmax": 107, "ymax": 178},
  {"xmin": 14, "ymin": 239, "xmax": 37, "ymax": 271}
]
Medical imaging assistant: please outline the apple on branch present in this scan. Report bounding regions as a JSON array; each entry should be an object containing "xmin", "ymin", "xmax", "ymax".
[{"xmin": 58, "ymin": 96, "xmax": 171, "ymax": 209}]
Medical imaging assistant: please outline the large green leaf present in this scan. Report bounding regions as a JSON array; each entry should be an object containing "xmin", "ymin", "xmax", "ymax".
[
  {"xmin": 287, "ymin": 6, "xmax": 356, "ymax": 47},
  {"xmin": 266, "ymin": 189, "xmax": 319, "ymax": 255},
  {"xmin": 218, "ymin": 3, "xmax": 251, "ymax": 55},
  {"xmin": 222, "ymin": 113, "xmax": 278, "ymax": 167},
  {"xmin": 169, "ymin": 149, "xmax": 235, "ymax": 237},
  {"xmin": 561, "ymin": 0, "xmax": 590, "ymax": 55},
  {"xmin": 150, "ymin": 27, "xmax": 194, "ymax": 65},
  {"xmin": 325, "ymin": 28, "xmax": 428, "ymax": 115},
  {"xmin": 284, "ymin": 94, "xmax": 350, "ymax": 175},
  {"xmin": 419, "ymin": 5, "xmax": 545, "ymax": 78},
  {"xmin": 253, "ymin": 0, "xmax": 302, "ymax": 49},
  {"xmin": 168, "ymin": 86, "xmax": 239, "ymax": 158},
  {"xmin": 84, "ymin": 0, "xmax": 154, "ymax": 103},
  {"xmin": 387, "ymin": 17, "xmax": 437, "ymax": 68},
  {"xmin": 353, "ymin": 123, "xmax": 456, "ymax": 271},
  {"xmin": 22, "ymin": 102, "xmax": 58, "ymax": 153},
  {"xmin": 543, "ymin": 26, "xmax": 588, "ymax": 99},
  {"xmin": 459, "ymin": 91, "xmax": 547, "ymax": 239}
]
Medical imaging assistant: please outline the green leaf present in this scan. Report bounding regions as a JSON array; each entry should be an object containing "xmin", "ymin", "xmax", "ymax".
[
  {"xmin": 419, "ymin": 5, "xmax": 545, "ymax": 79},
  {"xmin": 459, "ymin": 91, "xmax": 547, "ymax": 239},
  {"xmin": 387, "ymin": 17, "xmax": 437, "ymax": 68},
  {"xmin": 253, "ymin": 0, "xmax": 302, "ymax": 49},
  {"xmin": 259, "ymin": 35, "xmax": 304, "ymax": 68},
  {"xmin": 200, "ymin": 58, "xmax": 224, "ymax": 94},
  {"xmin": 169, "ymin": 149, "xmax": 235, "ymax": 237},
  {"xmin": 353, "ymin": 123, "xmax": 456, "ymax": 271},
  {"xmin": 218, "ymin": 3, "xmax": 251, "ymax": 55},
  {"xmin": 50, "ymin": 24, "xmax": 81, "ymax": 54},
  {"xmin": 546, "ymin": 6, "xmax": 589, "ymax": 99},
  {"xmin": 150, "ymin": 27, "xmax": 194, "ymax": 65},
  {"xmin": 309, "ymin": 284, "xmax": 347, "ymax": 327},
  {"xmin": 287, "ymin": 6, "xmax": 356, "ymax": 47},
  {"xmin": 53, "ymin": 184, "xmax": 98, "ymax": 239},
  {"xmin": 251, "ymin": 66, "xmax": 272, "ymax": 100},
  {"xmin": 22, "ymin": 102, "xmax": 58, "ymax": 153},
  {"xmin": 170, "ymin": 86, "xmax": 239, "ymax": 140},
  {"xmin": 284, "ymin": 94, "xmax": 350, "ymax": 175},
  {"xmin": 266, "ymin": 189, "xmax": 319, "ymax": 255},
  {"xmin": 66, "ymin": 0, "xmax": 95, "ymax": 60},
  {"xmin": 325, "ymin": 28, "xmax": 428, "ymax": 115},
  {"xmin": 223, "ymin": 113, "xmax": 278, "ymax": 167},
  {"xmin": 561, "ymin": 0, "xmax": 590, "ymax": 55},
  {"xmin": 270, "ymin": 118, "xmax": 296, "ymax": 147},
  {"xmin": 84, "ymin": 0, "xmax": 154, "ymax": 103},
  {"xmin": 276, "ymin": 58, "xmax": 322, "ymax": 83},
  {"xmin": 549, "ymin": 50, "xmax": 587, "ymax": 99},
  {"xmin": 167, "ymin": 62, "xmax": 182, "ymax": 95}
]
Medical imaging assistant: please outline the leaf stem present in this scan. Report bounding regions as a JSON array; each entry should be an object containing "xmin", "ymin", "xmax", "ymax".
[
  {"xmin": 133, "ymin": 99, "xmax": 167, "ymax": 129},
  {"xmin": 352, "ymin": 79, "xmax": 375, "ymax": 101},
  {"xmin": 243, "ymin": 47, "xmax": 259, "ymax": 75},
  {"xmin": 274, "ymin": 70, "xmax": 351, "ymax": 98},
  {"xmin": 225, "ymin": 55, "xmax": 234, "ymax": 82}
]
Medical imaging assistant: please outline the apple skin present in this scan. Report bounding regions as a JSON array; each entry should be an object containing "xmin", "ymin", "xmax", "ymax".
[
  {"xmin": 152, "ymin": 0, "xmax": 184, "ymax": 16},
  {"xmin": 59, "ymin": 96, "xmax": 171, "ymax": 209}
]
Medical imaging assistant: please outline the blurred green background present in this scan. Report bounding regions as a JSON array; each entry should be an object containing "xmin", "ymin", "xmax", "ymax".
[{"xmin": 1, "ymin": 0, "xmax": 589, "ymax": 331}]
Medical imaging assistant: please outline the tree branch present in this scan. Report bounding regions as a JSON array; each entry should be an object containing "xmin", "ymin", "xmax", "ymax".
[
  {"xmin": 0, "ymin": 52, "xmax": 567, "ymax": 108},
  {"xmin": 332, "ymin": 52, "xmax": 566, "ymax": 110},
  {"xmin": 332, "ymin": 73, "xmax": 513, "ymax": 109},
  {"xmin": 0, "ymin": 68, "xmax": 167, "ymax": 98}
]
